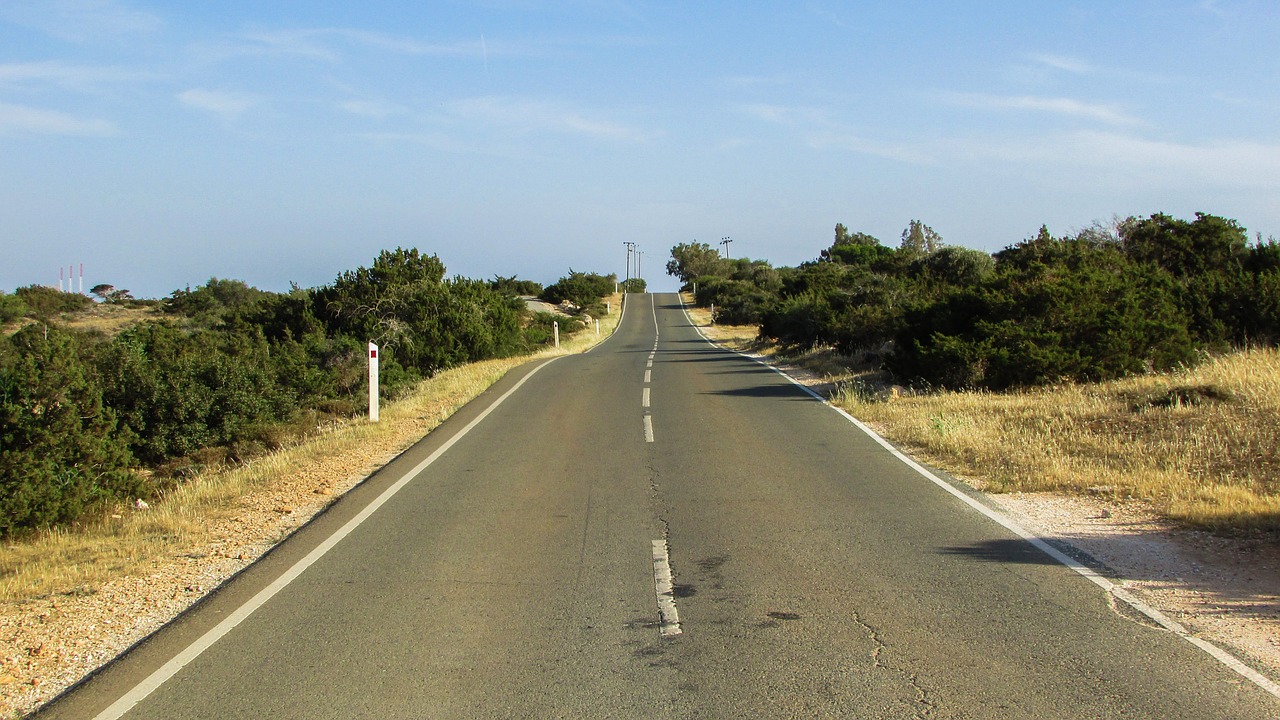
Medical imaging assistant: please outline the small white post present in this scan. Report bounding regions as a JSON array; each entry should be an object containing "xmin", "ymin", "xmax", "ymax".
[
  {"xmin": 595, "ymin": 319, "xmax": 600, "ymax": 336},
  {"xmin": 606, "ymin": 301, "xmax": 611, "ymax": 314},
  {"xmin": 368, "ymin": 342, "xmax": 380, "ymax": 422},
  {"xmin": 553, "ymin": 321, "xmax": 560, "ymax": 348},
  {"xmin": 710, "ymin": 303, "xmax": 715, "ymax": 325}
]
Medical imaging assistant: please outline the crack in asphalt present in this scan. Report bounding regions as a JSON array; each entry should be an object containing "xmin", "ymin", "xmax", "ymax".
[{"xmin": 851, "ymin": 608, "xmax": 937, "ymax": 717}]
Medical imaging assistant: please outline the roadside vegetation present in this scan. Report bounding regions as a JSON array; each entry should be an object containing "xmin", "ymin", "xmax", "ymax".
[
  {"xmin": 676, "ymin": 212, "xmax": 1280, "ymax": 535},
  {"xmin": 0, "ymin": 301, "xmax": 620, "ymax": 603},
  {"xmin": 0, "ymin": 251, "xmax": 617, "ymax": 539}
]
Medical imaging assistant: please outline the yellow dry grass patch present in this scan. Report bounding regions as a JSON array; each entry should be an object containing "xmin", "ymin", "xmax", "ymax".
[
  {"xmin": 833, "ymin": 348, "xmax": 1280, "ymax": 533},
  {"xmin": 0, "ymin": 296, "xmax": 623, "ymax": 602}
]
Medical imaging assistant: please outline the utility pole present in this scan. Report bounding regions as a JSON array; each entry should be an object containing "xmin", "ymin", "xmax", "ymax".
[
  {"xmin": 623, "ymin": 241, "xmax": 636, "ymax": 291},
  {"xmin": 720, "ymin": 236, "xmax": 733, "ymax": 260}
]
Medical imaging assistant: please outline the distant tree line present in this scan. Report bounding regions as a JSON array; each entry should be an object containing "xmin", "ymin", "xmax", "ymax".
[
  {"xmin": 671, "ymin": 213, "xmax": 1280, "ymax": 390},
  {"xmin": 0, "ymin": 250, "xmax": 615, "ymax": 537}
]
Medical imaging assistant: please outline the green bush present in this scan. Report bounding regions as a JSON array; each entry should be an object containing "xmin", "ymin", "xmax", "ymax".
[
  {"xmin": 313, "ymin": 248, "xmax": 526, "ymax": 378},
  {"xmin": 523, "ymin": 312, "xmax": 585, "ymax": 347},
  {"xmin": 541, "ymin": 270, "xmax": 616, "ymax": 308},
  {"xmin": 14, "ymin": 285, "xmax": 92, "ymax": 319},
  {"xmin": 0, "ymin": 292, "xmax": 26, "ymax": 324},
  {"xmin": 889, "ymin": 241, "xmax": 1197, "ymax": 389},
  {"xmin": 490, "ymin": 275, "xmax": 543, "ymax": 297},
  {"xmin": 694, "ymin": 277, "xmax": 773, "ymax": 325},
  {"xmin": 0, "ymin": 325, "xmax": 143, "ymax": 536}
]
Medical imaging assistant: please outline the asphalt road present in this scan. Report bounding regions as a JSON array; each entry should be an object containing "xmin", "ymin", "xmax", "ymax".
[{"xmin": 37, "ymin": 293, "xmax": 1279, "ymax": 719}]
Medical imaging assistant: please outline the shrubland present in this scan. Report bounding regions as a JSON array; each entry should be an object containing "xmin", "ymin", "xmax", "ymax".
[
  {"xmin": 675, "ymin": 213, "xmax": 1280, "ymax": 391},
  {"xmin": 0, "ymin": 251, "xmax": 613, "ymax": 537}
]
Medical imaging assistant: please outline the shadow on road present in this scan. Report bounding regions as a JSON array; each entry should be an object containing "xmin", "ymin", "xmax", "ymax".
[{"xmin": 937, "ymin": 538, "xmax": 1064, "ymax": 566}]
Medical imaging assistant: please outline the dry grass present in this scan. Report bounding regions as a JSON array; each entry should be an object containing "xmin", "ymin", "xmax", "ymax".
[
  {"xmin": 61, "ymin": 303, "xmax": 163, "ymax": 336},
  {"xmin": 3, "ymin": 302, "xmax": 163, "ymax": 339},
  {"xmin": 832, "ymin": 349, "xmax": 1280, "ymax": 534},
  {"xmin": 0, "ymin": 296, "xmax": 623, "ymax": 602}
]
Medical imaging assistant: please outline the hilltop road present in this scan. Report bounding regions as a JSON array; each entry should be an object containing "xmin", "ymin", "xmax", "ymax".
[{"xmin": 37, "ymin": 293, "xmax": 1279, "ymax": 719}]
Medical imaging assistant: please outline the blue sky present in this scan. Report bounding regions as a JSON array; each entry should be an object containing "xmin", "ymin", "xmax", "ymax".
[{"xmin": 2, "ymin": 1, "xmax": 1278, "ymax": 297}]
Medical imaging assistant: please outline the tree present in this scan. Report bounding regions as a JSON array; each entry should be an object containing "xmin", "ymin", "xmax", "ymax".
[
  {"xmin": 666, "ymin": 242, "xmax": 726, "ymax": 285},
  {"xmin": 900, "ymin": 220, "xmax": 943, "ymax": 254},
  {"xmin": 90, "ymin": 284, "xmax": 115, "ymax": 301}
]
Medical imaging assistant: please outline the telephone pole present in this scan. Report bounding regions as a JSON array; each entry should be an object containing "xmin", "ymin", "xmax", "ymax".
[{"xmin": 623, "ymin": 241, "xmax": 637, "ymax": 291}]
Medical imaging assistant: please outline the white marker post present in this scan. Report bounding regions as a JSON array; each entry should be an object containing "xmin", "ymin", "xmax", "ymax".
[
  {"xmin": 368, "ymin": 342, "xmax": 380, "ymax": 422},
  {"xmin": 553, "ymin": 321, "xmax": 560, "ymax": 348},
  {"xmin": 595, "ymin": 319, "xmax": 600, "ymax": 336}
]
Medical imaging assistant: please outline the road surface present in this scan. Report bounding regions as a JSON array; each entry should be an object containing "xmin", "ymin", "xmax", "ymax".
[{"xmin": 37, "ymin": 293, "xmax": 1279, "ymax": 719}]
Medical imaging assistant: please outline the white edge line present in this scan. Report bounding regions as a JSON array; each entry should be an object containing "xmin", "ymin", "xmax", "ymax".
[
  {"xmin": 650, "ymin": 293, "xmax": 659, "ymax": 339},
  {"xmin": 673, "ymin": 293, "xmax": 1280, "ymax": 699},
  {"xmin": 92, "ymin": 357, "xmax": 563, "ymax": 720},
  {"xmin": 651, "ymin": 539, "xmax": 682, "ymax": 636}
]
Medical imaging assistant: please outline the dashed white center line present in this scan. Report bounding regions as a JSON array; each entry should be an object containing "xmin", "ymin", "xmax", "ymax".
[
  {"xmin": 644, "ymin": 369, "xmax": 651, "ymax": 384},
  {"xmin": 642, "ymin": 387, "xmax": 650, "ymax": 408},
  {"xmin": 651, "ymin": 539, "xmax": 682, "ymax": 637},
  {"xmin": 643, "ymin": 415, "xmax": 654, "ymax": 443}
]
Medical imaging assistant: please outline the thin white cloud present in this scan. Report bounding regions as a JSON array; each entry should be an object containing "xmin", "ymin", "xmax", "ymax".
[
  {"xmin": 808, "ymin": 3, "xmax": 856, "ymax": 30},
  {"xmin": 340, "ymin": 99, "xmax": 401, "ymax": 119},
  {"xmin": 740, "ymin": 103, "xmax": 934, "ymax": 164},
  {"xmin": 445, "ymin": 96, "xmax": 651, "ymax": 142},
  {"xmin": 950, "ymin": 130, "xmax": 1280, "ymax": 191},
  {"xmin": 946, "ymin": 92, "xmax": 1144, "ymax": 126},
  {"xmin": 201, "ymin": 28, "xmax": 496, "ymax": 65},
  {"xmin": 0, "ymin": 61, "xmax": 158, "ymax": 91},
  {"xmin": 739, "ymin": 103, "xmax": 828, "ymax": 126},
  {"xmin": 178, "ymin": 89, "xmax": 257, "ymax": 118},
  {"xmin": 1027, "ymin": 53, "xmax": 1095, "ymax": 75},
  {"xmin": 0, "ymin": 102, "xmax": 115, "ymax": 136},
  {"xmin": 809, "ymin": 131, "xmax": 936, "ymax": 165},
  {"xmin": 0, "ymin": 0, "xmax": 163, "ymax": 42}
]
